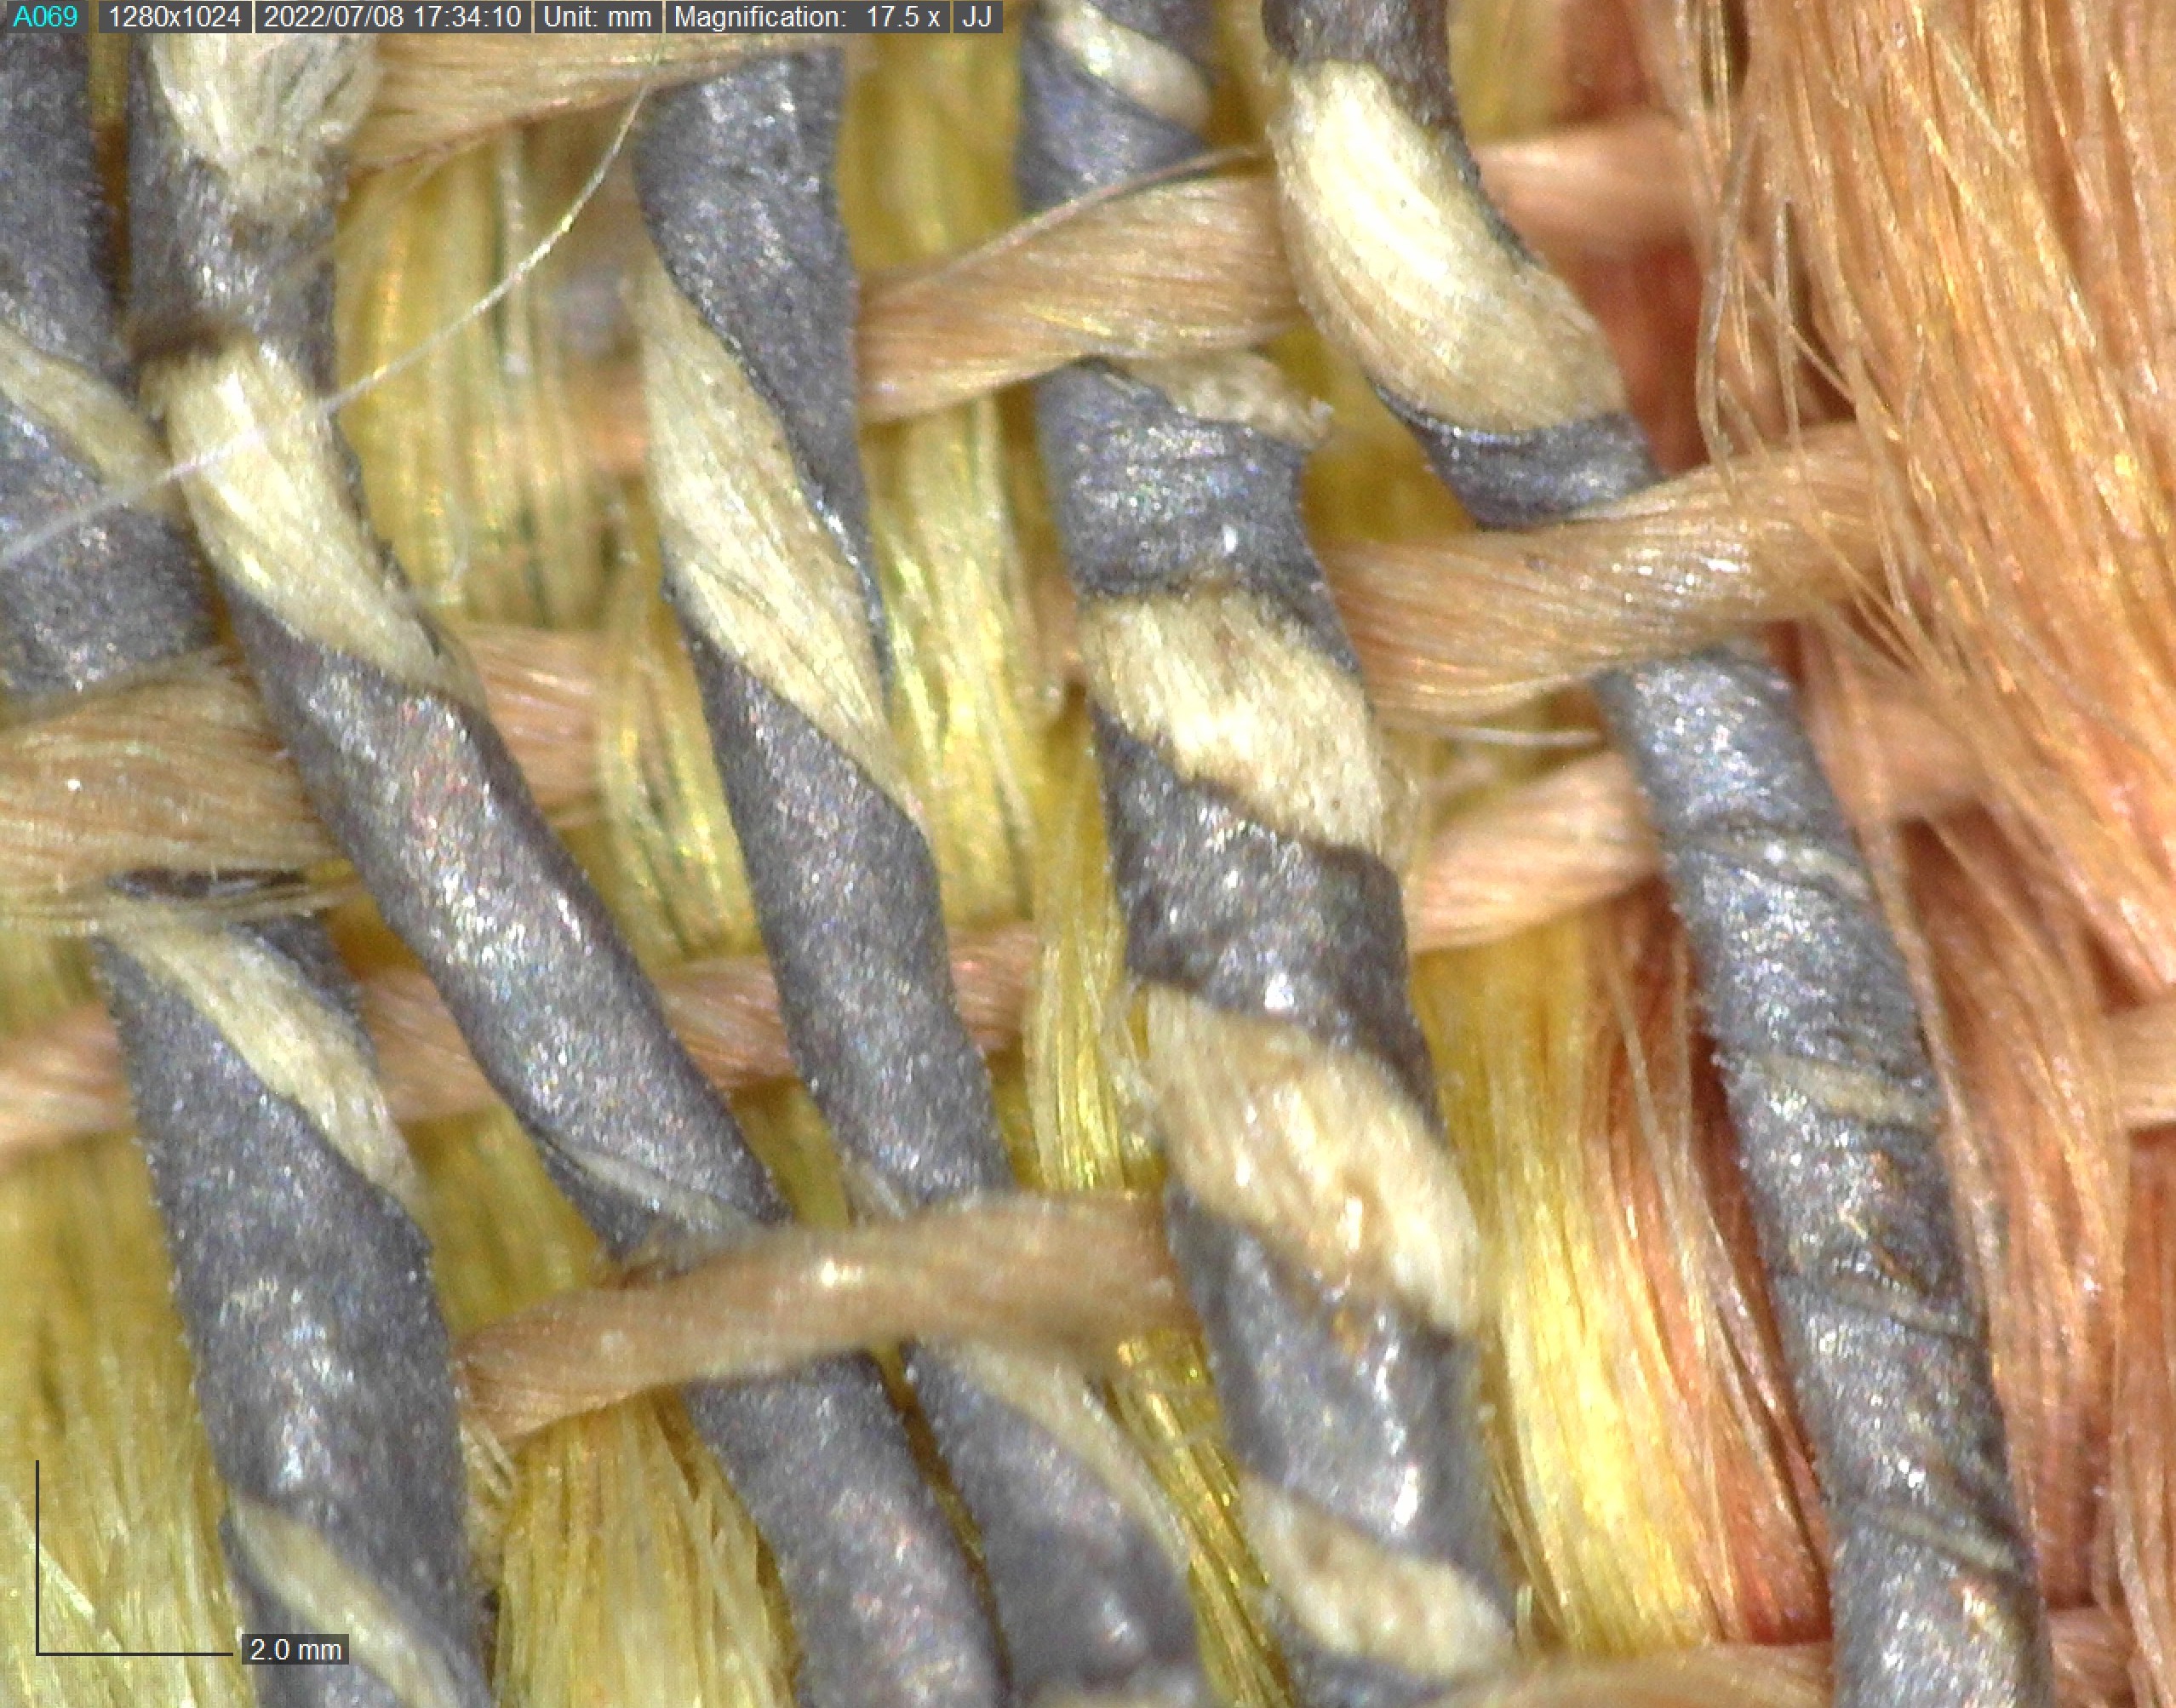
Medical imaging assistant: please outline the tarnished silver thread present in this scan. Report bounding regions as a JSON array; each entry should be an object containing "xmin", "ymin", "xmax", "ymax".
[
  {"xmin": 128, "ymin": 37, "xmax": 996, "ymax": 1708},
  {"xmin": 637, "ymin": 53, "xmax": 1204, "ymax": 1706},
  {"xmin": 1021, "ymin": 6, "xmax": 1514, "ymax": 1705},
  {"xmin": 0, "ymin": 36, "xmax": 486, "ymax": 1708},
  {"xmin": 1257, "ymin": 0, "xmax": 2058, "ymax": 1701}
]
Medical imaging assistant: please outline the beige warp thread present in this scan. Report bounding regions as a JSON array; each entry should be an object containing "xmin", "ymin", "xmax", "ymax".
[
  {"xmin": 39, "ymin": 669, "xmax": 2163, "ymax": 1167},
  {"xmin": 0, "ymin": 433, "xmax": 1867, "ymax": 918},
  {"xmin": 1067, "ymin": 347, "xmax": 1511, "ymax": 1679},
  {"xmin": 455, "ymin": 1195, "xmax": 1184, "ymax": 1442}
]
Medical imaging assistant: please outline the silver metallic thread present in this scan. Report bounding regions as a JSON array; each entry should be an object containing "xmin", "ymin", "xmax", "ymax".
[
  {"xmin": 127, "ymin": 41, "xmax": 997, "ymax": 1708},
  {"xmin": 1019, "ymin": 9, "xmax": 1513, "ymax": 1706},
  {"xmin": 0, "ymin": 37, "xmax": 486, "ymax": 1708},
  {"xmin": 1261, "ymin": 0, "xmax": 2059, "ymax": 1699},
  {"xmin": 637, "ymin": 56, "xmax": 1204, "ymax": 1705}
]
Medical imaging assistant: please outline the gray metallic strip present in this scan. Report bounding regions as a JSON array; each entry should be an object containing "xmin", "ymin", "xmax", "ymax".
[
  {"xmin": 1016, "ymin": 20, "xmax": 1206, "ymax": 215},
  {"xmin": 128, "ymin": 49, "xmax": 1001, "ymax": 1708},
  {"xmin": 101, "ymin": 937, "xmax": 485, "ymax": 1708},
  {"xmin": 0, "ymin": 36, "xmax": 118, "ymax": 375},
  {"xmin": 679, "ymin": 627, "xmax": 1010, "ymax": 1206},
  {"xmin": 221, "ymin": 591, "xmax": 1008, "ymax": 1708},
  {"xmin": 1383, "ymin": 395, "xmax": 1659, "ymax": 528},
  {"xmin": 1033, "ymin": 364, "xmax": 1358, "ymax": 672},
  {"xmin": 910, "ymin": 1350, "xmax": 1204, "ymax": 1700},
  {"xmin": 128, "ymin": 60, "xmax": 341, "ymax": 394},
  {"xmin": 641, "ymin": 50, "xmax": 1207, "ymax": 1702},
  {"xmin": 1165, "ymin": 1189, "xmax": 1498, "ymax": 1580},
  {"xmin": 0, "ymin": 387, "xmax": 212, "ymax": 701},
  {"xmin": 685, "ymin": 1361, "xmax": 1008, "ymax": 1708},
  {"xmin": 223, "ymin": 587, "xmax": 786, "ymax": 1254},
  {"xmin": 1258, "ymin": 0, "xmax": 1457, "ymax": 133},
  {"xmin": 1019, "ymin": 7, "xmax": 1515, "ymax": 1698},
  {"xmin": 1595, "ymin": 650, "xmax": 2054, "ymax": 1708},
  {"xmin": 2, "ymin": 37, "xmax": 486, "ymax": 1708},
  {"xmin": 0, "ymin": 39, "xmax": 211, "ymax": 701},
  {"xmin": 638, "ymin": 60, "xmax": 889, "ymax": 662},
  {"xmin": 1270, "ymin": 0, "xmax": 2057, "ymax": 1685},
  {"xmin": 1094, "ymin": 711, "xmax": 1435, "ymax": 1114}
]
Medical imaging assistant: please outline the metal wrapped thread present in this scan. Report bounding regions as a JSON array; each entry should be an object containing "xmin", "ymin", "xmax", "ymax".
[
  {"xmin": 0, "ymin": 35, "xmax": 487, "ymax": 1708},
  {"xmin": 128, "ymin": 36, "xmax": 999, "ymax": 1708},
  {"xmin": 1258, "ymin": 1, "xmax": 2058, "ymax": 1702},
  {"xmin": 637, "ymin": 50, "xmax": 1207, "ymax": 1706},
  {"xmin": 1022, "ymin": 4, "xmax": 1515, "ymax": 1705}
]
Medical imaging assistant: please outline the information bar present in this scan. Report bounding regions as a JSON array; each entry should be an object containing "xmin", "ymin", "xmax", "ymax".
[{"xmin": 83, "ymin": 0, "xmax": 999, "ymax": 24}]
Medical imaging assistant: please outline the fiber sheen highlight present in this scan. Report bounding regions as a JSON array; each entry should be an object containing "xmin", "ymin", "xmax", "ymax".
[{"xmin": 1270, "ymin": 62, "xmax": 1625, "ymax": 435}]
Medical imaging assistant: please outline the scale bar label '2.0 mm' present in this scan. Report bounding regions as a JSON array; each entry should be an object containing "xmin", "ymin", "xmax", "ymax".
[{"xmin": 240, "ymin": 1634, "xmax": 352, "ymax": 1667}]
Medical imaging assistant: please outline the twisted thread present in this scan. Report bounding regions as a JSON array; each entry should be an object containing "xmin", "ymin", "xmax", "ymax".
[
  {"xmin": 637, "ymin": 51, "xmax": 1207, "ymax": 1705},
  {"xmin": 1259, "ymin": 1, "xmax": 2057, "ymax": 1700},
  {"xmin": 1021, "ymin": 5, "xmax": 1513, "ymax": 1699},
  {"xmin": 0, "ymin": 34, "xmax": 486, "ymax": 1708},
  {"xmin": 135, "ymin": 35, "xmax": 999, "ymax": 1708}
]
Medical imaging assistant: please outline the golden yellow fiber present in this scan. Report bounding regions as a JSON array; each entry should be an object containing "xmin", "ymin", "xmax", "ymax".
[
  {"xmin": 1417, "ymin": 917, "xmax": 1749, "ymax": 1655},
  {"xmin": 592, "ymin": 505, "xmax": 763, "ymax": 966},
  {"xmin": 492, "ymin": 1401, "xmax": 791, "ymax": 1708},
  {"xmin": 9, "ymin": 14, "xmax": 2170, "ymax": 1708},
  {"xmin": 0, "ymin": 1133, "xmax": 246, "ymax": 1707},
  {"xmin": 340, "ymin": 139, "xmax": 606, "ymax": 628},
  {"xmin": 843, "ymin": 33, "xmax": 1053, "ymax": 923}
]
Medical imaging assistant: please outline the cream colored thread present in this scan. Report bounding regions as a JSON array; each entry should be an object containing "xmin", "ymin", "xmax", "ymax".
[
  {"xmin": 110, "ymin": 908, "xmax": 422, "ymax": 1217},
  {"xmin": 1080, "ymin": 587, "xmax": 1389, "ymax": 857},
  {"xmin": 1117, "ymin": 352, "xmax": 1330, "ymax": 449},
  {"xmin": 562, "ymin": 1147, "xmax": 747, "ymax": 1267},
  {"xmin": 227, "ymin": 1494, "xmax": 468, "ymax": 1708},
  {"xmin": 1692, "ymin": 828, "xmax": 1874, "ymax": 903},
  {"xmin": 358, "ymin": 37, "xmax": 769, "ymax": 166},
  {"xmin": 1240, "ymin": 1477, "xmax": 1513, "ymax": 1682},
  {"xmin": 1044, "ymin": 0, "xmax": 1212, "ymax": 133},
  {"xmin": 1143, "ymin": 989, "xmax": 1484, "ymax": 1336},
  {"xmin": 152, "ymin": 34, "xmax": 379, "ymax": 220},
  {"xmin": 0, "ymin": 325, "xmax": 183, "ymax": 524},
  {"xmin": 1756, "ymin": 1052, "xmax": 1944, "ymax": 1131},
  {"xmin": 1269, "ymin": 61, "xmax": 1624, "ymax": 433},
  {"xmin": 157, "ymin": 345, "xmax": 475, "ymax": 702},
  {"xmin": 637, "ymin": 263, "xmax": 910, "ymax": 810},
  {"xmin": 942, "ymin": 1340, "xmax": 1194, "ymax": 1585}
]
